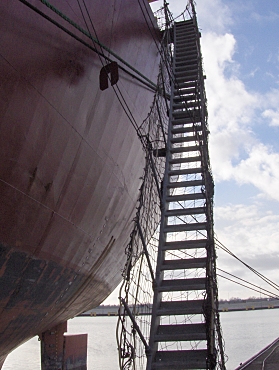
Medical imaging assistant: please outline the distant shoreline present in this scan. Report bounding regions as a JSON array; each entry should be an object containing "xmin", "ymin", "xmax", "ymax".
[{"xmin": 79, "ymin": 298, "xmax": 279, "ymax": 316}]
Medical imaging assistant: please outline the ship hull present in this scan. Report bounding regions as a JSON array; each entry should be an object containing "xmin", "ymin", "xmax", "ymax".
[{"xmin": 0, "ymin": 0, "xmax": 160, "ymax": 359}]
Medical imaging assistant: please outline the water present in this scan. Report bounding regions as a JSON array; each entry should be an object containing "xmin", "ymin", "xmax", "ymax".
[
  {"xmin": 221, "ymin": 309, "xmax": 279, "ymax": 368},
  {"xmin": 3, "ymin": 310, "xmax": 279, "ymax": 370}
]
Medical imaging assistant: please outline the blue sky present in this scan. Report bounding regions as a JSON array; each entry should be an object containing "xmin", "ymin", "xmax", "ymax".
[{"xmin": 104, "ymin": 0, "xmax": 279, "ymax": 303}]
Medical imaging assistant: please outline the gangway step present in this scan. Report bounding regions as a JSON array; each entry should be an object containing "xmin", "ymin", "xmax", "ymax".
[
  {"xmin": 172, "ymin": 117, "xmax": 201, "ymax": 126},
  {"xmin": 164, "ymin": 222, "xmax": 207, "ymax": 233},
  {"xmin": 175, "ymin": 75, "xmax": 198, "ymax": 84},
  {"xmin": 152, "ymin": 350, "xmax": 207, "ymax": 370},
  {"xmin": 157, "ymin": 299, "xmax": 205, "ymax": 316},
  {"xmin": 176, "ymin": 24, "xmax": 195, "ymax": 31},
  {"xmin": 176, "ymin": 38, "xmax": 196, "ymax": 44},
  {"xmin": 166, "ymin": 193, "xmax": 205, "ymax": 202},
  {"xmin": 158, "ymin": 278, "xmax": 206, "ymax": 292},
  {"xmin": 163, "ymin": 239, "xmax": 207, "ymax": 251},
  {"xmin": 176, "ymin": 38, "xmax": 196, "ymax": 46},
  {"xmin": 172, "ymin": 109, "xmax": 199, "ymax": 119},
  {"xmin": 155, "ymin": 323, "xmax": 206, "ymax": 342},
  {"xmin": 170, "ymin": 146, "xmax": 200, "ymax": 154},
  {"xmin": 175, "ymin": 69, "xmax": 198, "ymax": 79},
  {"xmin": 173, "ymin": 93, "xmax": 198, "ymax": 102},
  {"xmin": 174, "ymin": 81, "xmax": 197, "ymax": 91},
  {"xmin": 169, "ymin": 156, "xmax": 201, "ymax": 165},
  {"xmin": 176, "ymin": 35, "xmax": 196, "ymax": 41},
  {"xmin": 170, "ymin": 135, "xmax": 198, "ymax": 144},
  {"xmin": 176, "ymin": 47, "xmax": 196, "ymax": 54},
  {"xmin": 176, "ymin": 33, "xmax": 196, "ymax": 40},
  {"xmin": 176, "ymin": 52, "xmax": 197, "ymax": 61},
  {"xmin": 176, "ymin": 34, "xmax": 196, "ymax": 41},
  {"xmin": 173, "ymin": 101, "xmax": 199, "ymax": 110},
  {"xmin": 175, "ymin": 63, "xmax": 197, "ymax": 71},
  {"xmin": 167, "ymin": 179, "xmax": 204, "ymax": 188},
  {"xmin": 170, "ymin": 136, "xmax": 198, "ymax": 144},
  {"xmin": 172, "ymin": 117, "xmax": 200, "ymax": 126},
  {"xmin": 172, "ymin": 125, "xmax": 201, "ymax": 134},
  {"xmin": 161, "ymin": 257, "xmax": 207, "ymax": 270},
  {"xmin": 175, "ymin": 62, "xmax": 198, "ymax": 71},
  {"xmin": 168, "ymin": 167, "xmax": 202, "ymax": 176},
  {"xmin": 165, "ymin": 207, "xmax": 205, "ymax": 217}
]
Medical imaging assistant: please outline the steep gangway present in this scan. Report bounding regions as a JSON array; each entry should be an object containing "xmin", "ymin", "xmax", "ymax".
[{"xmin": 146, "ymin": 16, "xmax": 224, "ymax": 370}]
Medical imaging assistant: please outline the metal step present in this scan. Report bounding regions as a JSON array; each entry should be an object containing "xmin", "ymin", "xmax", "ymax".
[
  {"xmin": 172, "ymin": 109, "xmax": 199, "ymax": 119},
  {"xmin": 175, "ymin": 69, "xmax": 198, "ymax": 79},
  {"xmin": 175, "ymin": 54, "xmax": 198, "ymax": 62},
  {"xmin": 167, "ymin": 179, "xmax": 203, "ymax": 188},
  {"xmin": 170, "ymin": 136, "xmax": 198, "ymax": 144},
  {"xmin": 171, "ymin": 125, "xmax": 196, "ymax": 134},
  {"xmin": 158, "ymin": 278, "xmax": 206, "ymax": 292},
  {"xmin": 176, "ymin": 48, "xmax": 197, "ymax": 56},
  {"xmin": 168, "ymin": 167, "xmax": 202, "ymax": 176},
  {"xmin": 174, "ymin": 81, "xmax": 197, "ymax": 91},
  {"xmin": 164, "ymin": 222, "xmax": 207, "ymax": 233},
  {"xmin": 176, "ymin": 28, "xmax": 196, "ymax": 34},
  {"xmin": 176, "ymin": 32, "xmax": 196, "ymax": 39},
  {"xmin": 176, "ymin": 38, "xmax": 196, "ymax": 44},
  {"xmin": 161, "ymin": 257, "xmax": 207, "ymax": 270},
  {"xmin": 155, "ymin": 323, "xmax": 206, "ymax": 342},
  {"xmin": 165, "ymin": 206, "xmax": 205, "ymax": 217},
  {"xmin": 175, "ymin": 75, "xmax": 198, "ymax": 84},
  {"xmin": 176, "ymin": 46, "xmax": 197, "ymax": 54},
  {"xmin": 176, "ymin": 38, "xmax": 196, "ymax": 45},
  {"xmin": 173, "ymin": 100, "xmax": 199, "ymax": 110},
  {"xmin": 175, "ymin": 61, "xmax": 198, "ymax": 70},
  {"xmin": 175, "ymin": 27, "xmax": 197, "ymax": 36},
  {"xmin": 152, "ymin": 350, "xmax": 207, "ymax": 370},
  {"xmin": 169, "ymin": 155, "xmax": 201, "ymax": 164},
  {"xmin": 170, "ymin": 146, "xmax": 200, "ymax": 154},
  {"xmin": 166, "ymin": 193, "xmax": 205, "ymax": 203},
  {"xmin": 157, "ymin": 299, "xmax": 205, "ymax": 316},
  {"xmin": 175, "ymin": 66, "xmax": 198, "ymax": 75},
  {"xmin": 176, "ymin": 47, "xmax": 197, "ymax": 54},
  {"xmin": 172, "ymin": 125, "xmax": 201, "ymax": 134},
  {"xmin": 175, "ymin": 59, "xmax": 198, "ymax": 68},
  {"xmin": 172, "ymin": 117, "xmax": 201, "ymax": 125},
  {"xmin": 163, "ymin": 239, "xmax": 207, "ymax": 251},
  {"xmin": 173, "ymin": 93, "xmax": 198, "ymax": 102}
]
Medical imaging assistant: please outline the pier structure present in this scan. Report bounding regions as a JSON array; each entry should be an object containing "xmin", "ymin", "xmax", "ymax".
[{"xmin": 236, "ymin": 338, "xmax": 279, "ymax": 370}]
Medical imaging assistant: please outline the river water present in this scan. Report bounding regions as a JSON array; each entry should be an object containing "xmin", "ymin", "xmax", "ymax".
[{"xmin": 3, "ymin": 309, "xmax": 279, "ymax": 370}]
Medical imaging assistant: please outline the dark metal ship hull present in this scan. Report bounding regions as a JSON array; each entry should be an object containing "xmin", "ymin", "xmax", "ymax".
[{"xmin": 0, "ymin": 0, "xmax": 160, "ymax": 360}]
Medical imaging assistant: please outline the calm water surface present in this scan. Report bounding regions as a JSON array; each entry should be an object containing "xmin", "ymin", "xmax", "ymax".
[{"xmin": 3, "ymin": 309, "xmax": 279, "ymax": 370}]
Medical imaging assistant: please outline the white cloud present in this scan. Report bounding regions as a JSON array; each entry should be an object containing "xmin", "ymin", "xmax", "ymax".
[
  {"xmin": 215, "ymin": 203, "xmax": 279, "ymax": 298},
  {"xmin": 195, "ymin": 0, "xmax": 232, "ymax": 34},
  {"xmin": 235, "ymin": 145, "xmax": 279, "ymax": 199},
  {"xmin": 251, "ymin": 11, "xmax": 279, "ymax": 23},
  {"xmin": 262, "ymin": 109, "xmax": 279, "ymax": 126},
  {"xmin": 198, "ymin": 29, "xmax": 279, "ymax": 201}
]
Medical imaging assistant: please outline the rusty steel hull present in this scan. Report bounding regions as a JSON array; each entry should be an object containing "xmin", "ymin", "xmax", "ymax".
[{"xmin": 0, "ymin": 0, "xmax": 160, "ymax": 359}]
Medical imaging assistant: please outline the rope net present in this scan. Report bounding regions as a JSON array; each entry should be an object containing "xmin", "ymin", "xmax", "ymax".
[{"xmin": 116, "ymin": 43, "xmax": 171, "ymax": 369}]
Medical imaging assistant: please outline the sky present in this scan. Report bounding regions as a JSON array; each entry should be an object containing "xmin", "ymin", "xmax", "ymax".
[{"xmin": 104, "ymin": 0, "xmax": 279, "ymax": 303}]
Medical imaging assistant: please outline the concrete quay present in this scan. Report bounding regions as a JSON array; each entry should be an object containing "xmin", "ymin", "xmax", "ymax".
[
  {"xmin": 219, "ymin": 298, "xmax": 279, "ymax": 312},
  {"xmin": 80, "ymin": 298, "xmax": 279, "ymax": 316}
]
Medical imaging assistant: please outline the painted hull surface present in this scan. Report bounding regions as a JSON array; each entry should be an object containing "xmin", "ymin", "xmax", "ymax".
[{"xmin": 0, "ymin": 0, "xmax": 160, "ymax": 358}]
